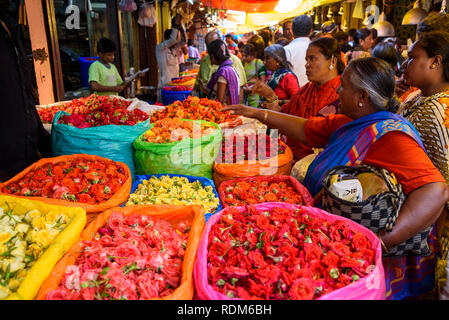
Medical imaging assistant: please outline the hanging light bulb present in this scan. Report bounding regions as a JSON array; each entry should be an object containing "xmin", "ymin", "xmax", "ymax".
[
  {"xmin": 362, "ymin": 11, "xmax": 370, "ymax": 26},
  {"xmin": 440, "ymin": 0, "xmax": 447, "ymax": 14},
  {"xmin": 275, "ymin": 0, "xmax": 302, "ymax": 13},
  {"xmin": 402, "ymin": 0, "xmax": 428, "ymax": 25},
  {"xmin": 338, "ymin": 6, "xmax": 344, "ymax": 15},
  {"xmin": 374, "ymin": 12, "xmax": 395, "ymax": 37},
  {"xmin": 374, "ymin": 1, "xmax": 395, "ymax": 37},
  {"xmin": 314, "ymin": 12, "xmax": 320, "ymax": 25},
  {"xmin": 327, "ymin": 7, "xmax": 333, "ymax": 18},
  {"xmin": 310, "ymin": 9, "xmax": 315, "ymax": 16}
]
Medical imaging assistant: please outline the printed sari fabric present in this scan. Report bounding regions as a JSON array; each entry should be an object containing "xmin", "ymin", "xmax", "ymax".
[
  {"xmin": 266, "ymin": 67, "xmax": 293, "ymax": 91},
  {"xmin": 398, "ymin": 90, "xmax": 449, "ymax": 186},
  {"xmin": 398, "ymin": 90, "xmax": 449, "ymax": 299},
  {"xmin": 383, "ymin": 228, "xmax": 437, "ymax": 300},
  {"xmin": 303, "ymin": 111, "xmax": 425, "ymax": 197},
  {"xmin": 303, "ymin": 111, "xmax": 437, "ymax": 300},
  {"xmin": 266, "ymin": 67, "xmax": 298, "ymax": 101},
  {"xmin": 281, "ymin": 76, "xmax": 341, "ymax": 161},
  {"xmin": 207, "ymin": 59, "xmax": 240, "ymax": 105}
]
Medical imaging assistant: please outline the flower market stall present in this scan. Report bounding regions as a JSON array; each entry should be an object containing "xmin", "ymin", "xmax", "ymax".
[
  {"xmin": 5, "ymin": 0, "xmax": 449, "ymax": 304},
  {"xmin": 0, "ymin": 91, "xmax": 388, "ymax": 301}
]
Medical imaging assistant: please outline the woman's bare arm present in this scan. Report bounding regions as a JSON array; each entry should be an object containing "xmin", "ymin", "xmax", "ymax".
[
  {"xmin": 380, "ymin": 181, "xmax": 449, "ymax": 249},
  {"xmin": 223, "ymin": 104, "xmax": 308, "ymax": 143}
]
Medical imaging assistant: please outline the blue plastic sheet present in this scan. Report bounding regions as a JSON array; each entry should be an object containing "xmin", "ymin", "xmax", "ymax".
[{"xmin": 51, "ymin": 111, "xmax": 150, "ymax": 180}]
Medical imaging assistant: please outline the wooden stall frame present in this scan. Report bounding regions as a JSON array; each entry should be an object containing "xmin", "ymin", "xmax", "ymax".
[{"xmin": 24, "ymin": 0, "xmax": 57, "ymax": 104}]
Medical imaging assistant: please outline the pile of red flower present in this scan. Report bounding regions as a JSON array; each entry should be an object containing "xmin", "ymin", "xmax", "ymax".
[
  {"xmin": 216, "ymin": 134, "xmax": 286, "ymax": 164},
  {"xmin": 46, "ymin": 212, "xmax": 190, "ymax": 300},
  {"xmin": 221, "ymin": 180, "xmax": 304, "ymax": 206},
  {"xmin": 1, "ymin": 159, "xmax": 127, "ymax": 204},
  {"xmin": 150, "ymin": 96, "xmax": 238, "ymax": 125},
  {"xmin": 162, "ymin": 86, "xmax": 192, "ymax": 92},
  {"xmin": 37, "ymin": 94, "xmax": 132, "ymax": 124},
  {"xmin": 207, "ymin": 205, "xmax": 375, "ymax": 300},
  {"xmin": 58, "ymin": 101, "xmax": 148, "ymax": 128}
]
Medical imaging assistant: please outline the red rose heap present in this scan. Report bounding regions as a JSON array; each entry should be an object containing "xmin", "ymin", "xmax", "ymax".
[
  {"xmin": 37, "ymin": 94, "xmax": 133, "ymax": 124},
  {"xmin": 207, "ymin": 205, "xmax": 375, "ymax": 300},
  {"xmin": 1, "ymin": 159, "xmax": 127, "ymax": 204},
  {"xmin": 162, "ymin": 86, "xmax": 192, "ymax": 92},
  {"xmin": 58, "ymin": 101, "xmax": 148, "ymax": 128}
]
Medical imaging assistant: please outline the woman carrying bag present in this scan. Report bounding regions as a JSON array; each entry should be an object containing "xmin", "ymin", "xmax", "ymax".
[{"xmin": 223, "ymin": 57, "xmax": 449, "ymax": 300}]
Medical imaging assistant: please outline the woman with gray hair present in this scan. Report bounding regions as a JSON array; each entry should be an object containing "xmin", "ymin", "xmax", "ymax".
[
  {"xmin": 261, "ymin": 44, "xmax": 299, "ymax": 107},
  {"xmin": 223, "ymin": 57, "xmax": 449, "ymax": 300}
]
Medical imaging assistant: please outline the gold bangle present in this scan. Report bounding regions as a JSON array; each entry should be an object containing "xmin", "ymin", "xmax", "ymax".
[
  {"xmin": 266, "ymin": 95, "xmax": 278, "ymax": 104},
  {"xmin": 378, "ymin": 235, "xmax": 389, "ymax": 253},
  {"xmin": 263, "ymin": 110, "xmax": 268, "ymax": 122}
]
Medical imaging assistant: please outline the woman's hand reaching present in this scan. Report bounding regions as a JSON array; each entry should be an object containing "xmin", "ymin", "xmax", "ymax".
[
  {"xmin": 394, "ymin": 74, "xmax": 410, "ymax": 98},
  {"xmin": 251, "ymin": 80, "xmax": 276, "ymax": 100},
  {"xmin": 222, "ymin": 104, "xmax": 259, "ymax": 119},
  {"xmin": 197, "ymin": 78, "xmax": 210, "ymax": 96}
]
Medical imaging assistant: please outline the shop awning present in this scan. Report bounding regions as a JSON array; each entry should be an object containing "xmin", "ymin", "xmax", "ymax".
[
  {"xmin": 202, "ymin": 0, "xmax": 342, "ymax": 14},
  {"xmin": 222, "ymin": 0, "xmax": 343, "ymax": 34},
  {"xmin": 201, "ymin": 0, "xmax": 280, "ymax": 13}
]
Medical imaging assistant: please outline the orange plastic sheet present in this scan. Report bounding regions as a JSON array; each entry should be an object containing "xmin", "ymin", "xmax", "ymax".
[
  {"xmin": 201, "ymin": 0, "xmax": 279, "ymax": 12},
  {"xmin": 203, "ymin": 0, "xmax": 342, "ymax": 34},
  {"xmin": 36, "ymin": 204, "xmax": 205, "ymax": 300}
]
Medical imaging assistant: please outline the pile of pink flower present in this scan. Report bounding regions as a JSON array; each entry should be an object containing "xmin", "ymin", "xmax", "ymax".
[{"xmin": 46, "ymin": 211, "xmax": 190, "ymax": 300}]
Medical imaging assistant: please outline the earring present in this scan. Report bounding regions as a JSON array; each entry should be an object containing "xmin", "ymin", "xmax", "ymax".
[
  {"xmin": 359, "ymin": 102, "xmax": 363, "ymax": 107},
  {"xmin": 329, "ymin": 65, "xmax": 334, "ymax": 70}
]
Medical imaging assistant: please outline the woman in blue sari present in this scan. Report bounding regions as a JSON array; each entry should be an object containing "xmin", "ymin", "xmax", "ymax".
[{"xmin": 223, "ymin": 57, "xmax": 449, "ymax": 299}]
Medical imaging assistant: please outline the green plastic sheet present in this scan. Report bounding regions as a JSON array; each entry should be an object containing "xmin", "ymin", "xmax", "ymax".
[{"xmin": 133, "ymin": 119, "xmax": 222, "ymax": 179}]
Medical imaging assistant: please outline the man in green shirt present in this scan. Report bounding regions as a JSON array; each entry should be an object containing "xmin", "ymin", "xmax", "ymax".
[
  {"xmin": 193, "ymin": 31, "xmax": 247, "ymax": 101},
  {"xmin": 88, "ymin": 38, "xmax": 130, "ymax": 96}
]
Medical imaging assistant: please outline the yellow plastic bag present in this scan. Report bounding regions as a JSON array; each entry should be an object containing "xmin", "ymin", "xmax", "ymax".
[{"xmin": 0, "ymin": 195, "xmax": 86, "ymax": 300}]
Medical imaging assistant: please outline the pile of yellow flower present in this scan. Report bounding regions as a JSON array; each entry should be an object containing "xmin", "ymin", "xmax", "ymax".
[
  {"xmin": 126, "ymin": 175, "xmax": 220, "ymax": 215},
  {"xmin": 0, "ymin": 203, "xmax": 71, "ymax": 299}
]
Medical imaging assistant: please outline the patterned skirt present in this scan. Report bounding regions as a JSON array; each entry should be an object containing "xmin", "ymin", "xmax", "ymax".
[{"xmin": 383, "ymin": 227, "xmax": 437, "ymax": 300}]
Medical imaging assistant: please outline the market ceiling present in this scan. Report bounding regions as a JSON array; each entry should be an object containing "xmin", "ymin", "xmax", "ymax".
[{"xmin": 200, "ymin": 0, "xmax": 280, "ymax": 12}]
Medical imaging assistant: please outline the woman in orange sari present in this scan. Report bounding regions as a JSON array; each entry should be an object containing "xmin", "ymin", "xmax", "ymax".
[{"xmin": 252, "ymin": 37, "xmax": 345, "ymax": 161}]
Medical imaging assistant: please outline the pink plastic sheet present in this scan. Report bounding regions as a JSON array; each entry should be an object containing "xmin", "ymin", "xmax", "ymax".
[{"xmin": 194, "ymin": 202, "xmax": 386, "ymax": 300}]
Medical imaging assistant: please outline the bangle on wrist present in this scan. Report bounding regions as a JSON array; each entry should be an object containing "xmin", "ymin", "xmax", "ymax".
[
  {"xmin": 377, "ymin": 234, "xmax": 389, "ymax": 254},
  {"xmin": 266, "ymin": 95, "xmax": 278, "ymax": 103},
  {"xmin": 263, "ymin": 109, "xmax": 268, "ymax": 123}
]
